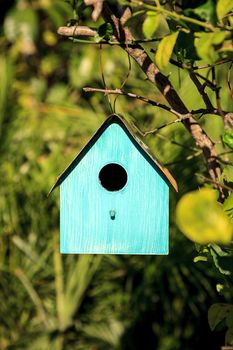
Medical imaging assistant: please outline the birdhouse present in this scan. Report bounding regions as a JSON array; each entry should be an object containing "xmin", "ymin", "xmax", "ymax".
[{"xmin": 50, "ymin": 114, "xmax": 178, "ymax": 255}]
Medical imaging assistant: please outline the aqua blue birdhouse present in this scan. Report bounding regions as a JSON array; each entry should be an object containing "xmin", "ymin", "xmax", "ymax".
[{"xmin": 50, "ymin": 114, "xmax": 178, "ymax": 255}]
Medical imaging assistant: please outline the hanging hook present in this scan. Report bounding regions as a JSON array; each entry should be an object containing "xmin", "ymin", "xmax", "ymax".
[
  {"xmin": 113, "ymin": 53, "xmax": 131, "ymax": 114},
  {"xmin": 99, "ymin": 44, "xmax": 114, "ymax": 114}
]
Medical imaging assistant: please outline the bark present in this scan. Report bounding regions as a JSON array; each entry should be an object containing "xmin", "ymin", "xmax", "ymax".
[
  {"xmin": 57, "ymin": 4, "xmax": 225, "ymax": 195},
  {"xmin": 58, "ymin": 26, "xmax": 97, "ymax": 37},
  {"xmin": 101, "ymin": 5, "xmax": 223, "ymax": 186}
]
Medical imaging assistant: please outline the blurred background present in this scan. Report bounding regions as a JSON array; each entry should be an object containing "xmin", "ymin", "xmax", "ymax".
[{"xmin": 0, "ymin": 0, "xmax": 232, "ymax": 349}]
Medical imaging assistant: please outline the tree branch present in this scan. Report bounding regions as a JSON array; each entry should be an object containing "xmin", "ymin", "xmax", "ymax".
[
  {"xmin": 84, "ymin": 0, "xmax": 105, "ymax": 22},
  {"xmin": 196, "ymin": 173, "xmax": 233, "ymax": 193},
  {"xmin": 168, "ymin": 57, "xmax": 233, "ymax": 72},
  {"xmin": 84, "ymin": 87, "xmax": 189, "ymax": 134},
  {"xmin": 83, "ymin": 87, "xmax": 189, "ymax": 118},
  {"xmin": 83, "ymin": 87, "xmax": 228, "ymax": 121},
  {"xmin": 100, "ymin": 5, "xmax": 223, "ymax": 193},
  {"xmin": 57, "ymin": 26, "xmax": 163, "ymax": 44},
  {"xmin": 57, "ymin": 4, "xmax": 227, "ymax": 198},
  {"xmin": 58, "ymin": 26, "xmax": 97, "ymax": 37},
  {"xmin": 224, "ymin": 113, "xmax": 233, "ymax": 130},
  {"xmin": 189, "ymin": 71, "xmax": 214, "ymax": 111}
]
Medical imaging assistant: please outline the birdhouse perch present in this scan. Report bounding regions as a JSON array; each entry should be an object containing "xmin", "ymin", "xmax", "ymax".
[{"xmin": 50, "ymin": 114, "xmax": 178, "ymax": 255}]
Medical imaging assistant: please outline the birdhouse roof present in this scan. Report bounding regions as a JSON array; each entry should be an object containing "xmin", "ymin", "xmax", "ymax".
[{"xmin": 49, "ymin": 114, "xmax": 178, "ymax": 194}]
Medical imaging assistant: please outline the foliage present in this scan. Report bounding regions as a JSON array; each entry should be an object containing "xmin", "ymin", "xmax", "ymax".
[
  {"xmin": 0, "ymin": 0, "xmax": 233, "ymax": 350},
  {"xmin": 208, "ymin": 303, "xmax": 233, "ymax": 345},
  {"xmin": 155, "ymin": 31, "xmax": 179, "ymax": 69},
  {"xmin": 176, "ymin": 188, "xmax": 233, "ymax": 244}
]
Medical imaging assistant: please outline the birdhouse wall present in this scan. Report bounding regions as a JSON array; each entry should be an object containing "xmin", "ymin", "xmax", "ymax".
[{"xmin": 60, "ymin": 122, "xmax": 169, "ymax": 254}]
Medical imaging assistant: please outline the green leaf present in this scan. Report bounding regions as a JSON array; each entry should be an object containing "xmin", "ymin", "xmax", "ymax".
[
  {"xmin": 223, "ymin": 194, "xmax": 233, "ymax": 218},
  {"xmin": 226, "ymin": 328, "xmax": 233, "ymax": 345},
  {"xmin": 194, "ymin": 0, "xmax": 216, "ymax": 24},
  {"xmin": 221, "ymin": 165, "xmax": 233, "ymax": 183},
  {"xmin": 124, "ymin": 10, "xmax": 146, "ymax": 27},
  {"xmin": 183, "ymin": 0, "xmax": 216, "ymax": 26},
  {"xmin": 193, "ymin": 255, "xmax": 208, "ymax": 263},
  {"xmin": 208, "ymin": 303, "xmax": 233, "ymax": 331},
  {"xmin": 223, "ymin": 130, "xmax": 233, "ymax": 149},
  {"xmin": 226, "ymin": 311, "xmax": 233, "ymax": 328},
  {"xmin": 176, "ymin": 188, "xmax": 233, "ymax": 244},
  {"xmin": 95, "ymin": 22, "xmax": 113, "ymax": 42},
  {"xmin": 194, "ymin": 31, "xmax": 227, "ymax": 63},
  {"xmin": 210, "ymin": 243, "xmax": 228, "ymax": 257},
  {"xmin": 210, "ymin": 245, "xmax": 231, "ymax": 275},
  {"xmin": 193, "ymin": 0, "xmax": 216, "ymax": 25},
  {"xmin": 216, "ymin": 283, "xmax": 224, "ymax": 292},
  {"xmin": 142, "ymin": 12, "xmax": 161, "ymax": 39},
  {"xmin": 175, "ymin": 32, "xmax": 199, "ymax": 60},
  {"xmin": 217, "ymin": 0, "xmax": 233, "ymax": 21},
  {"xmin": 155, "ymin": 31, "xmax": 179, "ymax": 69}
]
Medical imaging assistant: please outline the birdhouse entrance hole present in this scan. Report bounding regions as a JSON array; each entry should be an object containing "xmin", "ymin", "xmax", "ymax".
[{"xmin": 99, "ymin": 163, "xmax": 127, "ymax": 192}]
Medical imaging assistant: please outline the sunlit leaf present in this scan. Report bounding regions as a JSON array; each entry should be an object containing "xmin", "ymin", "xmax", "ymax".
[
  {"xmin": 194, "ymin": 31, "xmax": 227, "ymax": 62},
  {"xmin": 142, "ymin": 12, "xmax": 161, "ymax": 38},
  {"xmin": 193, "ymin": 255, "xmax": 208, "ymax": 263},
  {"xmin": 216, "ymin": 283, "xmax": 224, "ymax": 292},
  {"xmin": 223, "ymin": 194, "xmax": 233, "ymax": 218},
  {"xmin": 223, "ymin": 130, "xmax": 233, "ymax": 149},
  {"xmin": 209, "ymin": 244, "xmax": 231, "ymax": 275},
  {"xmin": 176, "ymin": 188, "xmax": 233, "ymax": 244},
  {"xmin": 194, "ymin": 0, "xmax": 216, "ymax": 24},
  {"xmin": 221, "ymin": 165, "xmax": 233, "ymax": 183},
  {"xmin": 184, "ymin": 0, "xmax": 217, "ymax": 25},
  {"xmin": 155, "ymin": 31, "xmax": 179, "ymax": 69},
  {"xmin": 216, "ymin": 0, "xmax": 233, "ymax": 21}
]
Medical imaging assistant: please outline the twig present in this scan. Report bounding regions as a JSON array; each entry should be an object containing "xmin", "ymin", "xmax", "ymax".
[
  {"xmin": 164, "ymin": 151, "xmax": 202, "ymax": 166},
  {"xmin": 122, "ymin": 0, "xmax": 216, "ymax": 31},
  {"xmin": 99, "ymin": 44, "xmax": 113, "ymax": 113},
  {"xmin": 169, "ymin": 58, "xmax": 229, "ymax": 116},
  {"xmin": 218, "ymin": 150, "xmax": 233, "ymax": 156},
  {"xmin": 192, "ymin": 59, "xmax": 233, "ymax": 70},
  {"xmin": 213, "ymin": 156, "xmax": 233, "ymax": 166},
  {"xmin": 193, "ymin": 72, "xmax": 216, "ymax": 90},
  {"xmin": 196, "ymin": 173, "xmax": 233, "ymax": 193},
  {"xmin": 113, "ymin": 53, "xmax": 131, "ymax": 113},
  {"xmin": 212, "ymin": 67, "xmax": 224, "ymax": 118},
  {"xmin": 101, "ymin": 5, "xmax": 224, "ymax": 195},
  {"xmin": 130, "ymin": 122, "xmax": 200, "ymax": 152},
  {"xmin": 84, "ymin": 86, "xmax": 227, "ymax": 122},
  {"xmin": 168, "ymin": 57, "xmax": 233, "ymax": 71},
  {"xmin": 83, "ymin": 87, "xmax": 189, "ymax": 118},
  {"xmin": 227, "ymin": 61, "xmax": 233, "ymax": 99},
  {"xmin": 191, "ymin": 108, "xmax": 220, "ymax": 116},
  {"xmin": 135, "ymin": 119, "xmax": 184, "ymax": 137},
  {"xmin": 189, "ymin": 71, "xmax": 214, "ymax": 111}
]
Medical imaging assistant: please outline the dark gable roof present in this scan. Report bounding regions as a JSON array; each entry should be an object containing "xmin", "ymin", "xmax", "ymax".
[{"xmin": 49, "ymin": 114, "xmax": 178, "ymax": 194}]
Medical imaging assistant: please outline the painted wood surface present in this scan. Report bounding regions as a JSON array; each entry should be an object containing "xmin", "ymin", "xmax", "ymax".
[{"xmin": 60, "ymin": 122, "xmax": 169, "ymax": 255}]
